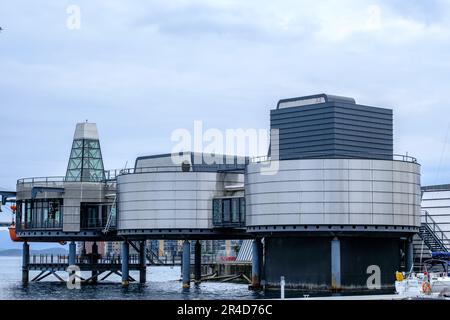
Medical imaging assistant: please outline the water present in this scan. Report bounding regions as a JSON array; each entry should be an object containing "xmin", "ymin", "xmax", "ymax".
[{"xmin": 0, "ymin": 257, "xmax": 265, "ymax": 300}]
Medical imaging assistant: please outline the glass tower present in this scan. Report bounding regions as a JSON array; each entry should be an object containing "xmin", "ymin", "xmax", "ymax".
[{"xmin": 65, "ymin": 123, "xmax": 105, "ymax": 182}]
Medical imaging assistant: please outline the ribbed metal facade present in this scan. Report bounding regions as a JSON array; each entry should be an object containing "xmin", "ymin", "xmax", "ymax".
[
  {"xmin": 117, "ymin": 171, "xmax": 244, "ymax": 230},
  {"xmin": 271, "ymin": 94, "xmax": 393, "ymax": 160},
  {"xmin": 421, "ymin": 186, "xmax": 450, "ymax": 249},
  {"xmin": 246, "ymin": 158, "xmax": 421, "ymax": 227}
]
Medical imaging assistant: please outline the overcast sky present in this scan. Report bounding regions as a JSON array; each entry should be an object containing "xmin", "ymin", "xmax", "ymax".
[{"xmin": 1, "ymin": 0, "xmax": 450, "ymax": 190}]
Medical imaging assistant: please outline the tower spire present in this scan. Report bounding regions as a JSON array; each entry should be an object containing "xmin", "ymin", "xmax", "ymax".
[{"xmin": 65, "ymin": 122, "xmax": 105, "ymax": 182}]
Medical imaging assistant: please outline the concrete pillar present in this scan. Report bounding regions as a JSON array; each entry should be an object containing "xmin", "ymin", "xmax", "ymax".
[
  {"xmin": 69, "ymin": 241, "xmax": 76, "ymax": 266},
  {"xmin": 139, "ymin": 241, "xmax": 147, "ymax": 284},
  {"xmin": 182, "ymin": 240, "xmax": 191, "ymax": 289},
  {"xmin": 250, "ymin": 238, "xmax": 262, "ymax": 290},
  {"xmin": 22, "ymin": 242, "xmax": 29, "ymax": 284},
  {"xmin": 331, "ymin": 237, "xmax": 341, "ymax": 291},
  {"xmin": 194, "ymin": 240, "xmax": 202, "ymax": 284},
  {"xmin": 406, "ymin": 236, "xmax": 414, "ymax": 273},
  {"xmin": 121, "ymin": 241, "xmax": 129, "ymax": 287},
  {"xmin": 91, "ymin": 242, "xmax": 98, "ymax": 283}
]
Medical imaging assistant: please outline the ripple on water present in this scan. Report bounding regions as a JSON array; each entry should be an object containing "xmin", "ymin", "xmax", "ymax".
[{"xmin": 0, "ymin": 256, "xmax": 264, "ymax": 300}]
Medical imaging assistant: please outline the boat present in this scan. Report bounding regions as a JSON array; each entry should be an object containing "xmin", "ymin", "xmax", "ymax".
[
  {"xmin": 8, "ymin": 222, "xmax": 23, "ymax": 242},
  {"xmin": 395, "ymin": 258, "xmax": 450, "ymax": 298}
]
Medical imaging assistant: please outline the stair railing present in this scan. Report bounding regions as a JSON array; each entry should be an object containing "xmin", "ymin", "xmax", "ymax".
[{"xmin": 421, "ymin": 210, "xmax": 449, "ymax": 252}]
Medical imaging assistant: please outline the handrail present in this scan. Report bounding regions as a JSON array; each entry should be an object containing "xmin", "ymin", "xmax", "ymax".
[
  {"xmin": 250, "ymin": 152, "xmax": 418, "ymax": 163},
  {"xmin": 18, "ymin": 169, "xmax": 117, "ymax": 185},
  {"xmin": 421, "ymin": 210, "xmax": 449, "ymax": 250},
  {"xmin": 17, "ymin": 176, "xmax": 66, "ymax": 184},
  {"xmin": 17, "ymin": 152, "xmax": 417, "ymax": 184},
  {"xmin": 117, "ymin": 163, "xmax": 246, "ymax": 176}
]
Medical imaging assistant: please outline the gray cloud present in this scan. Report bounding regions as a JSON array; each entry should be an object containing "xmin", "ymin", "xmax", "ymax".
[{"xmin": 0, "ymin": 0, "xmax": 450, "ymax": 189}]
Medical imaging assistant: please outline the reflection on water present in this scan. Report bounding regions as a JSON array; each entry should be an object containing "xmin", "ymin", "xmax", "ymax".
[
  {"xmin": 0, "ymin": 257, "xmax": 265, "ymax": 300},
  {"xmin": 0, "ymin": 257, "xmax": 395, "ymax": 300}
]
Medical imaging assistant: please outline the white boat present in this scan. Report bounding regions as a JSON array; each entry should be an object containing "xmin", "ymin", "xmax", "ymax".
[{"xmin": 395, "ymin": 259, "xmax": 450, "ymax": 298}]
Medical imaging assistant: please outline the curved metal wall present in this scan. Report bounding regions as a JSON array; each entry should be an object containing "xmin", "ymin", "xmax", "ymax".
[
  {"xmin": 245, "ymin": 159, "xmax": 421, "ymax": 227},
  {"xmin": 16, "ymin": 181, "xmax": 113, "ymax": 232},
  {"xmin": 117, "ymin": 172, "xmax": 243, "ymax": 230}
]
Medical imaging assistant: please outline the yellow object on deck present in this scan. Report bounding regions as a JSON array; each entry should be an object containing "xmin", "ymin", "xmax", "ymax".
[{"xmin": 396, "ymin": 271, "xmax": 404, "ymax": 281}]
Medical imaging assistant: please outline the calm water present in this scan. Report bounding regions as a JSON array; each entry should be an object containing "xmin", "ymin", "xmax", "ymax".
[{"xmin": 0, "ymin": 257, "xmax": 267, "ymax": 300}]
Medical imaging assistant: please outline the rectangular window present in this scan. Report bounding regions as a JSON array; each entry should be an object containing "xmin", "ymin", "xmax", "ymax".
[
  {"xmin": 212, "ymin": 197, "xmax": 245, "ymax": 227},
  {"xmin": 231, "ymin": 198, "xmax": 239, "ymax": 223},
  {"xmin": 239, "ymin": 198, "xmax": 246, "ymax": 224},
  {"xmin": 222, "ymin": 199, "xmax": 231, "ymax": 223},
  {"xmin": 80, "ymin": 202, "xmax": 113, "ymax": 229},
  {"xmin": 21, "ymin": 199, "xmax": 62, "ymax": 230},
  {"xmin": 213, "ymin": 199, "xmax": 222, "ymax": 225}
]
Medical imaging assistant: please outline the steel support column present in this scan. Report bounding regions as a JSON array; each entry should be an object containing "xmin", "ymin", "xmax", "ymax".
[
  {"xmin": 139, "ymin": 241, "xmax": 147, "ymax": 284},
  {"xmin": 91, "ymin": 242, "xmax": 98, "ymax": 283},
  {"xmin": 250, "ymin": 238, "xmax": 262, "ymax": 290},
  {"xmin": 406, "ymin": 236, "xmax": 414, "ymax": 273},
  {"xmin": 69, "ymin": 241, "xmax": 76, "ymax": 266},
  {"xmin": 331, "ymin": 237, "xmax": 341, "ymax": 291},
  {"xmin": 22, "ymin": 242, "xmax": 29, "ymax": 284},
  {"xmin": 121, "ymin": 241, "xmax": 129, "ymax": 286},
  {"xmin": 194, "ymin": 240, "xmax": 201, "ymax": 284},
  {"xmin": 182, "ymin": 240, "xmax": 191, "ymax": 289}
]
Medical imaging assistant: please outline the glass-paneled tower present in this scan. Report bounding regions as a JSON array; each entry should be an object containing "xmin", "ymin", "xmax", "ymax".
[{"xmin": 65, "ymin": 122, "xmax": 105, "ymax": 182}]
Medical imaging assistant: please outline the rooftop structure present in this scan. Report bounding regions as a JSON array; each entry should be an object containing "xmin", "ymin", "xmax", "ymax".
[
  {"xmin": 271, "ymin": 93, "xmax": 393, "ymax": 160},
  {"xmin": 66, "ymin": 122, "xmax": 105, "ymax": 182}
]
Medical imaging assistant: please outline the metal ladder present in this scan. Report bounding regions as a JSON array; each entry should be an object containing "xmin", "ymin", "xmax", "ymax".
[{"xmin": 102, "ymin": 195, "xmax": 117, "ymax": 234}]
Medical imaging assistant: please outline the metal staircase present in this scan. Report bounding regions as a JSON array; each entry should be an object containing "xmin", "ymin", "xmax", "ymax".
[
  {"xmin": 145, "ymin": 247, "xmax": 166, "ymax": 265},
  {"xmin": 102, "ymin": 195, "xmax": 117, "ymax": 234},
  {"xmin": 418, "ymin": 210, "xmax": 449, "ymax": 253}
]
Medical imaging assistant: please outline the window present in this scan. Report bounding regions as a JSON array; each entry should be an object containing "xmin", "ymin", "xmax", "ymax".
[
  {"xmin": 80, "ymin": 203, "xmax": 114, "ymax": 229},
  {"xmin": 231, "ymin": 198, "xmax": 239, "ymax": 223},
  {"xmin": 223, "ymin": 199, "xmax": 231, "ymax": 223},
  {"xmin": 239, "ymin": 198, "xmax": 246, "ymax": 224},
  {"xmin": 66, "ymin": 139, "xmax": 105, "ymax": 182},
  {"xmin": 213, "ymin": 199, "xmax": 222, "ymax": 225},
  {"xmin": 212, "ymin": 197, "xmax": 245, "ymax": 227},
  {"xmin": 17, "ymin": 199, "xmax": 63, "ymax": 230}
]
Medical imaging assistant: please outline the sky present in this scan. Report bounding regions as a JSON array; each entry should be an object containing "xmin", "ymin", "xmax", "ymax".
[{"xmin": 1, "ymin": 0, "xmax": 450, "ymax": 190}]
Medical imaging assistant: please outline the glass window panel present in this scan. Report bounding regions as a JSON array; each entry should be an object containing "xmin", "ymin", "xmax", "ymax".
[
  {"xmin": 66, "ymin": 138, "xmax": 105, "ymax": 182},
  {"xmin": 88, "ymin": 149, "xmax": 97, "ymax": 158},
  {"xmin": 68, "ymin": 159, "xmax": 81, "ymax": 169},
  {"xmin": 231, "ymin": 198, "xmax": 239, "ymax": 223},
  {"xmin": 73, "ymin": 140, "xmax": 82, "ymax": 148},
  {"xmin": 70, "ymin": 148, "xmax": 82, "ymax": 158},
  {"xmin": 223, "ymin": 200, "xmax": 231, "ymax": 223},
  {"xmin": 89, "ymin": 141, "xmax": 99, "ymax": 148},
  {"xmin": 240, "ymin": 198, "xmax": 245, "ymax": 223},
  {"xmin": 213, "ymin": 199, "xmax": 222, "ymax": 224}
]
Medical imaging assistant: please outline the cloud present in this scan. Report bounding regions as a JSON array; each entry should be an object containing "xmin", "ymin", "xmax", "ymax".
[{"xmin": 0, "ymin": 0, "xmax": 450, "ymax": 188}]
